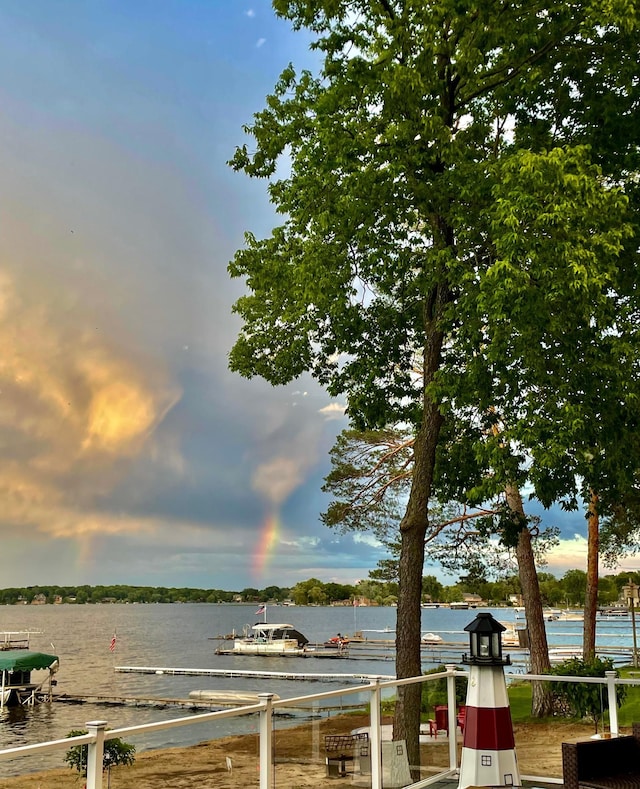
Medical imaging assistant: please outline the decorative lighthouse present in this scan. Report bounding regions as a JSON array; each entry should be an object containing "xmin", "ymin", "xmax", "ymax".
[{"xmin": 458, "ymin": 612, "xmax": 521, "ymax": 789}]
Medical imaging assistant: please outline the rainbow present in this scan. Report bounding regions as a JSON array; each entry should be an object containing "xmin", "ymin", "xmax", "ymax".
[{"xmin": 252, "ymin": 511, "xmax": 279, "ymax": 575}]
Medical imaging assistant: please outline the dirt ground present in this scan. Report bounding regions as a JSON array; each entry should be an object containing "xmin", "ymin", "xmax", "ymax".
[{"xmin": 0, "ymin": 717, "xmax": 603, "ymax": 789}]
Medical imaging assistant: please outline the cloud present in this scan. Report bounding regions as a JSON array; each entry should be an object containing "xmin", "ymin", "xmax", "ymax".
[
  {"xmin": 353, "ymin": 533, "xmax": 383, "ymax": 548},
  {"xmin": 319, "ymin": 402, "xmax": 346, "ymax": 421},
  {"xmin": 256, "ymin": 38, "xmax": 266, "ymax": 48},
  {"xmin": 250, "ymin": 390, "xmax": 330, "ymax": 507},
  {"xmin": 252, "ymin": 456, "xmax": 306, "ymax": 506},
  {"xmin": 0, "ymin": 264, "xmax": 181, "ymax": 541}
]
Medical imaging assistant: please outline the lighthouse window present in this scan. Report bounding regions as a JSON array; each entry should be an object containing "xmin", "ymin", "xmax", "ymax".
[
  {"xmin": 504, "ymin": 774, "xmax": 514, "ymax": 785},
  {"xmin": 479, "ymin": 635, "xmax": 490, "ymax": 656},
  {"xmin": 481, "ymin": 755, "xmax": 492, "ymax": 766}
]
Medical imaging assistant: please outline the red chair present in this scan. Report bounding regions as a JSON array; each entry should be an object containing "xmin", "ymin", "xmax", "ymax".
[
  {"xmin": 457, "ymin": 705, "xmax": 466, "ymax": 733},
  {"xmin": 434, "ymin": 705, "xmax": 448, "ymax": 733}
]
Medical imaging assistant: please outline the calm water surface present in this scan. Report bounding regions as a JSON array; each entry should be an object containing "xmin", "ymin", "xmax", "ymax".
[{"xmin": 0, "ymin": 603, "xmax": 633, "ymax": 776}]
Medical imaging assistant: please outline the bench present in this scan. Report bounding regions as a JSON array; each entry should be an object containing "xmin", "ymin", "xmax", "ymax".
[
  {"xmin": 324, "ymin": 732, "xmax": 369, "ymax": 777},
  {"xmin": 562, "ymin": 724, "xmax": 640, "ymax": 789}
]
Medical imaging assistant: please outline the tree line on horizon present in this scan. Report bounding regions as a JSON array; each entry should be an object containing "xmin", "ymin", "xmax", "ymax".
[{"xmin": 3, "ymin": 568, "xmax": 639, "ymax": 607}]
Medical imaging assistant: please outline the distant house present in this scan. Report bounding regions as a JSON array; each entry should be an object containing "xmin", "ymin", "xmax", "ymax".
[
  {"xmin": 353, "ymin": 597, "xmax": 378, "ymax": 607},
  {"xmin": 462, "ymin": 593, "xmax": 484, "ymax": 608},
  {"xmin": 31, "ymin": 594, "xmax": 47, "ymax": 605}
]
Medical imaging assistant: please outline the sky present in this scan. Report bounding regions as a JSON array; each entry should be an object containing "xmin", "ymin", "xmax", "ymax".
[{"xmin": 0, "ymin": 1, "xmax": 627, "ymax": 592}]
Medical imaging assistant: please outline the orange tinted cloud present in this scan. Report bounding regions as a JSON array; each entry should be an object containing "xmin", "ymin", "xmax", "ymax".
[{"xmin": 0, "ymin": 266, "xmax": 181, "ymax": 536}]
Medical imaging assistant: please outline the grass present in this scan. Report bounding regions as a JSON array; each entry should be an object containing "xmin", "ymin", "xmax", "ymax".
[
  {"xmin": 507, "ymin": 665, "xmax": 640, "ymax": 727},
  {"xmin": 614, "ymin": 666, "xmax": 640, "ymax": 725},
  {"xmin": 507, "ymin": 682, "xmax": 535, "ymax": 722}
]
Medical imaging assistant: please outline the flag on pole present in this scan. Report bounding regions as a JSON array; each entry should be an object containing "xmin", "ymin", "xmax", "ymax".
[
  {"xmin": 109, "ymin": 633, "xmax": 117, "ymax": 652},
  {"xmin": 255, "ymin": 604, "xmax": 266, "ymax": 615}
]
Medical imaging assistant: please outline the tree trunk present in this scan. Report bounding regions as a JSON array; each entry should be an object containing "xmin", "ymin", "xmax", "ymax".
[
  {"xmin": 394, "ymin": 286, "xmax": 447, "ymax": 773},
  {"xmin": 506, "ymin": 484, "xmax": 553, "ymax": 716},
  {"xmin": 584, "ymin": 489, "xmax": 599, "ymax": 660},
  {"xmin": 395, "ymin": 517, "xmax": 428, "ymax": 772}
]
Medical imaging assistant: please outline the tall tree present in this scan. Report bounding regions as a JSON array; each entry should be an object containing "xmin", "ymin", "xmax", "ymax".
[{"xmin": 228, "ymin": 0, "xmax": 639, "ymax": 764}]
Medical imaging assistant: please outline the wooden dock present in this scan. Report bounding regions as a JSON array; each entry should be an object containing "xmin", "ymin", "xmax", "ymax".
[
  {"xmin": 53, "ymin": 689, "xmax": 365, "ymax": 712},
  {"xmin": 54, "ymin": 692, "xmax": 225, "ymax": 710}
]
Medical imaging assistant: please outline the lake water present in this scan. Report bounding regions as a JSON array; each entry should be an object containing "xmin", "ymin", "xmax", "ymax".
[{"xmin": 0, "ymin": 603, "xmax": 635, "ymax": 776}]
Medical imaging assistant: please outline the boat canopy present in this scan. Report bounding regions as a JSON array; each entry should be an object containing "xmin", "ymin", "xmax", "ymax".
[
  {"xmin": 252, "ymin": 623, "xmax": 296, "ymax": 630},
  {"xmin": 0, "ymin": 650, "xmax": 59, "ymax": 672},
  {"xmin": 251, "ymin": 624, "xmax": 309, "ymax": 646}
]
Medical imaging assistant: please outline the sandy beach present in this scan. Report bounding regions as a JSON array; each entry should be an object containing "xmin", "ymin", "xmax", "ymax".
[{"xmin": 0, "ymin": 715, "xmax": 601, "ymax": 789}]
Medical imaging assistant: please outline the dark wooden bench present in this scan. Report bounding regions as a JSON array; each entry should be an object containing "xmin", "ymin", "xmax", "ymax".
[
  {"xmin": 324, "ymin": 732, "xmax": 369, "ymax": 777},
  {"xmin": 562, "ymin": 724, "xmax": 640, "ymax": 789}
]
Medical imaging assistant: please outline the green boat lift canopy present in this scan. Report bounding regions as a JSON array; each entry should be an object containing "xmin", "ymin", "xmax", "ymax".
[
  {"xmin": 0, "ymin": 650, "xmax": 59, "ymax": 671},
  {"xmin": 0, "ymin": 650, "xmax": 60, "ymax": 710}
]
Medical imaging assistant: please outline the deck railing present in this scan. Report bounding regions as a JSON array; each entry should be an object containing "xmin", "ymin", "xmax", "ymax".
[{"xmin": 0, "ymin": 666, "xmax": 636, "ymax": 789}]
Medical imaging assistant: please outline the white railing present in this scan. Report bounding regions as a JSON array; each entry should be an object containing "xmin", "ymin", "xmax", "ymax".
[{"xmin": 0, "ymin": 665, "xmax": 634, "ymax": 789}]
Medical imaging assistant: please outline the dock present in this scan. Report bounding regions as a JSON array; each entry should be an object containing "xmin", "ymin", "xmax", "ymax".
[
  {"xmin": 114, "ymin": 665, "xmax": 395, "ymax": 682},
  {"xmin": 54, "ymin": 692, "xmax": 225, "ymax": 710},
  {"xmin": 53, "ymin": 689, "xmax": 366, "ymax": 713}
]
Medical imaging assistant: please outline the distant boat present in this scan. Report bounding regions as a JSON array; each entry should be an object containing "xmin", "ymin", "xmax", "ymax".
[
  {"xmin": 219, "ymin": 623, "xmax": 311, "ymax": 656},
  {"xmin": 599, "ymin": 606, "xmax": 629, "ymax": 618},
  {"xmin": 361, "ymin": 627, "xmax": 395, "ymax": 634},
  {"xmin": 324, "ymin": 635, "xmax": 350, "ymax": 650},
  {"xmin": 499, "ymin": 624, "xmax": 521, "ymax": 647},
  {"xmin": 449, "ymin": 602, "xmax": 469, "ymax": 610},
  {"xmin": 189, "ymin": 689, "xmax": 280, "ymax": 705},
  {"xmin": 556, "ymin": 611, "xmax": 584, "ymax": 622},
  {"xmin": 421, "ymin": 632, "xmax": 443, "ymax": 644},
  {"xmin": 549, "ymin": 646, "xmax": 583, "ymax": 663},
  {"xmin": 422, "ymin": 603, "xmax": 440, "ymax": 609}
]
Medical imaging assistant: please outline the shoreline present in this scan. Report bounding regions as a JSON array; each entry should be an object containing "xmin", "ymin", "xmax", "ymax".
[{"xmin": 0, "ymin": 714, "xmax": 600, "ymax": 789}]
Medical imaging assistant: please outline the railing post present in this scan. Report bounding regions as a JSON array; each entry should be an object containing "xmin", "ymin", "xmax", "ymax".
[
  {"xmin": 369, "ymin": 677, "xmax": 383, "ymax": 789},
  {"xmin": 85, "ymin": 720, "xmax": 107, "ymax": 789},
  {"xmin": 605, "ymin": 671, "xmax": 619, "ymax": 737},
  {"xmin": 258, "ymin": 692, "xmax": 274, "ymax": 789},
  {"xmin": 445, "ymin": 664, "xmax": 458, "ymax": 770}
]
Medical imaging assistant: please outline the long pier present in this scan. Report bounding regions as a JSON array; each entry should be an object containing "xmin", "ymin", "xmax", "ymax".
[{"xmin": 114, "ymin": 665, "xmax": 394, "ymax": 682}]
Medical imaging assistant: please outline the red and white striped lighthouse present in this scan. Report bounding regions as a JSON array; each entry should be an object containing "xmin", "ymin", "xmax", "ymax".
[{"xmin": 458, "ymin": 612, "xmax": 521, "ymax": 789}]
